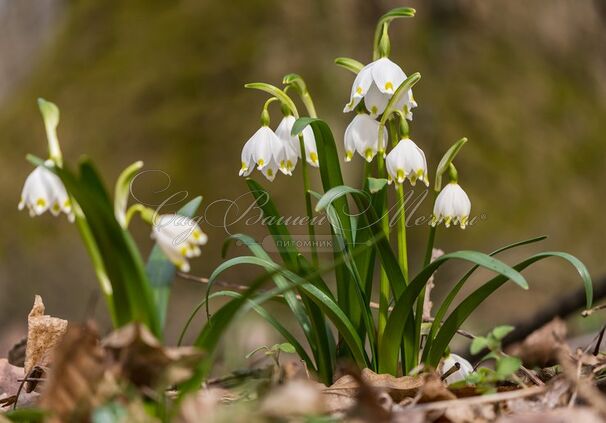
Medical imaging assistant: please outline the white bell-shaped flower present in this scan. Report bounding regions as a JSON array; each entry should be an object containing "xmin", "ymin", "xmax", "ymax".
[
  {"xmin": 151, "ymin": 214, "xmax": 208, "ymax": 272},
  {"xmin": 18, "ymin": 161, "xmax": 73, "ymax": 221},
  {"xmin": 239, "ymin": 126, "xmax": 286, "ymax": 181},
  {"xmin": 275, "ymin": 115, "xmax": 319, "ymax": 170},
  {"xmin": 344, "ymin": 114, "xmax": 387, "ymax": 162},
  {"xmin": 343, "ymin": 58, "xmax": 417, "ymax": 119},
  {"xmin": 431, "ymin": 182, "xmax": 472, "ymax": 229},
  {"xmin": 440, "ymin": 354, "xmax": 474, "ymax": 385},
  {"xmin": 385, "ymin": 138, "xmax": 429, "ymax": 186}
]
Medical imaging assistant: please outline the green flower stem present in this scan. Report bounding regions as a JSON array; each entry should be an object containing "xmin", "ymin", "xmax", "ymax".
[
  {"xmin": 377, "ymin": 153, "xmax": 390, "ymax": 345},
  {"xmin": 414, "ymin": 196, "xmax": 438, "ymax": 367},
  {"xmin": 283, "ymin": 76, "xmax": 319, "ymax": 267},
  {"xmin": 300, "ymin": 92, "xmax": 317, "ymax": 119},
  {"xmin": 388, "ymin": 119, "xmax": 409, "ymax": 282},
  {"xmin": 73, "ymin": 204, "xmax": 117, "ymax": 326},
  {"xmin": 125, "ymin": 203, "xmax": 155, "ymax": 227},
  {"xmin": 283, "ymin": 74, "xmax": 317, "ymax": 119},
  {"xmin": 299, "ymin": 133, "xmax": 318, "ymax": 267}
]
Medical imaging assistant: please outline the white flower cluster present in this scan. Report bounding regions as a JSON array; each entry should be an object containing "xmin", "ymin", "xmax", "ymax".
[
  {"xmin": 343, "ymin": 57, "xmax": 471, "ymax": 228},
  {"xmin": 239, "ymin": 116, "xmax": 318, "ymax": 182}
]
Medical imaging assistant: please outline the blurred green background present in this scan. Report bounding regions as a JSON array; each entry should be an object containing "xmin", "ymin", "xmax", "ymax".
[{"xmin": 1, "ymin": 0, "xmax": 605, "ymax": 353}]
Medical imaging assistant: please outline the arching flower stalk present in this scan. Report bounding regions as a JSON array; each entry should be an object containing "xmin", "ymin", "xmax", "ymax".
[{"xmin": 18, "ymin": 99, "xmax": 73, "ymax": 222}]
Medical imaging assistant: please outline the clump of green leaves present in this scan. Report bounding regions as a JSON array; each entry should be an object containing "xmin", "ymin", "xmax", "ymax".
[{"xmin": 466, "ymin": 326, "xmax": 522, "ymax": 393}]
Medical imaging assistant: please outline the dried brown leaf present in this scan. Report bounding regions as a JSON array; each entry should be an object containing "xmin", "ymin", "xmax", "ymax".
[
  {"xmin": 260, "ymin": 379, "xmax": 326, "ymax": 418},
  {"xmin": 418, "ymin": 373, "xmax": 457, "ymax": 403},
  {"xmin": 24, "ymin": 296, "xmax": 68, "ymax": 375},
  {"xmin": 496, "ymin": 407, "xmax": 603, "ymax": 423},
  {"xmin": 39, "ymin": 323, "xmax": 106, "ymax": 423},
  {"xmin": 507, "ymin": 318, "xmax": 567, "ymax": 368},
  {"xmin": 102, "ymin": 323, "xmax": 203, "ymax": 389},
  {"xmin": 321, "ymin": 369, "xmax": 425, "ymax": 417}
]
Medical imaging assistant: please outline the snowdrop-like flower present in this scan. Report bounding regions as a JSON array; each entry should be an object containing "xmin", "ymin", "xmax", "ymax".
[
  {"xmin": 385, "ymin": 138, "xmax": 429, "ymax": 186},
  {"xmin": 239, "ymin": 126, "xmax": 285, "ymax": 182},
  {"xmin": 18, "ymin": 161, "xmax": 73, "ymax": 221},
  {"xmin": 343, "ymin": 58, "xmax": 417, "ymax": 119},
  {"xmin": 275, "ymin": 115, "xmax": 319, "ymax": 169},
  {"xmin": 431, "ymin": 182, "xmax": 471, "ymax": 229},
  {"xmin": 151, "ymin": 214, "xmax": 208, "ymax": 272},
  {"xmin": 440, "ymin": 354, "xmax": 474, "ymax": 385},
  {"xmin": 344, "ymin": 113, "xmax": 387, "ymax": 162}
]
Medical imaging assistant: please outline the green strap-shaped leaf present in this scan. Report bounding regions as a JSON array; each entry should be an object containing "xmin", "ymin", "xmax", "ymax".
[
  {"xmin": 180, "ymin": 290, "xmax": 315, "ymax": 372},
  {"xmin": 213, "ymin": 234, "xmax": 334, "ymax": 383},
  {"xmin": 421, "ymin": 236, "xmax": 546, "ymax": 362},
  {"xmin": 425, "ymin": 251, "xmax": 592, "ymax": 367},
  {"xmin": 203, "ymin": 255, "xmax": 369, "ymax": 368},
  {"xmin": 246, "ymin": 179, "xmax": 300, "ymax": 269},
  {"xmin": 46, "ymin": 158, "xmax": 160, "ymax": 335},
  {"xmin": 316, "ymin": 185, "xmax": 407, "ymax": 299},
  {"xmin": 378, "ymin": 251, "xmax": 527, "ymax": 375}
]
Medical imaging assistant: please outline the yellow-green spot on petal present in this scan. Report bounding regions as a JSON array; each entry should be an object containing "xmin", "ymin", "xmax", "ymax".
[
  {"xmin": 310, "ymin": 152, "xmax": 318, "ymax": 164},
  {"xmin": 364, "ymin": 149, "xmax": 374, "ymax": 161},
  {"xmin": 258, "ymin": 159, "xmax": 264, "ymax": 167},
  {"xmin": 371, "ymin": 106, "xmax": 378, "ymax": 115},
  {"xmin": 36, "ymin": 198, "xmax": 46, "ymax": 207},
  {"xmin": 267, "ymin": 168, "xmax": 273, "ymax": 177},
  {"xmin": 396, "ymin": 169, "xmax": 405, "ymax": 183},
  {"xmin": 345, "ymin": 151, "xmax": 353, "ymax": 161},
  {"xmin": 385, "ymin": 82, "xmax": 394, "ymax": 92},
  {"xmin": 356, "ymin": 86, "xmax": 363, "ymax": 95}
]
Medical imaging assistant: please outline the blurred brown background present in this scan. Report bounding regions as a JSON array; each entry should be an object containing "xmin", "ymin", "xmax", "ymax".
[{"xmin": 1, "ymin": 0, "xmax": 605, "ymax": 353}]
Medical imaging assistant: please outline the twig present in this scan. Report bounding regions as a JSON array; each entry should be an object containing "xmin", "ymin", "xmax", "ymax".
[
  {"xmin": 582, "ymin": 304, "xmax": 606, "ymax": 317},
  {"xmin": 440, "ymin": 363, "xmax": 460, "ymax": 381},
  {"xmin": 593, "ymin": 324, "xmax": 606, "ymax": 356},
  {"xmin": 406, "ymin": 386, "xmax": 545, "ymax": 412},
  {"xmin": 423, "ymin": 318, "xmax": 475, "ymax": 340}
]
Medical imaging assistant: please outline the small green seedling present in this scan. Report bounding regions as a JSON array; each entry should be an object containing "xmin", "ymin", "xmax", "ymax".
[
  {"xmin": 466, "ymin": 326, "xmax": 522, "ymax": 393},
  {"xmin": 246, "ymin": 343, "xmax": 297, "ymax": 368}
]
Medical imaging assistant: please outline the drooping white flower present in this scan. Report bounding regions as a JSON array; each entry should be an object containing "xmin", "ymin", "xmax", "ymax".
[
  {"xmin": 344, "ymin": 113, "xmax": 387, "ymax": 162},
  {"xmin": 151, "ymin": 214, "xmax": 208, "ymax": 272},
  {"xmin": 431, "ymin": 182, "xmax": 472, "ymax": 229},
  {"xmin": 440, "ymin": 354, "xmax": 474, "ymax": 385},
  {"xmin": 275, "ymin": 115, "xmax": 319, "ymax": 169},
  {"xmin": 18, "ymin": 161, "xmax": 73, "ymax": 221},
  {"xmin": 343, "ymin": 57, "xmax": 417, "ymax": 119},
  {"xmin": 385, "ymin": 138, "xmax": 429, "ymax": 186},
  {"xmin": 239, "ymin": 126, "xmax": 285, "ymax": 181}
]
